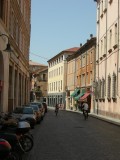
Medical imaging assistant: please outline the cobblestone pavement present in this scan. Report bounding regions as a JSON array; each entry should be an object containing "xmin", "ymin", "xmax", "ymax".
[{"xmin": 23, "ymin": 109, "xmax": 120, "ymax": 160}]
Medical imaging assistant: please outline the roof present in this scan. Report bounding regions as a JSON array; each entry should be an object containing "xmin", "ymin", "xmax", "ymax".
[
  {"xmin": 47, "ymin": 47, "xmax": 80, "ymax": 62},
  {"xmin": 29, "ymin": 60, "xmax": 47, "ymax": 67},
  {"xmin": 63, "ymin": 47, "xmax": 80, "ymax": 52}
]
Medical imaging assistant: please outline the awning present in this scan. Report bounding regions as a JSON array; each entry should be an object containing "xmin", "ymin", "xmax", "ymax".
[
  {"xmin": 70, "ymin": 88, "xmax": 80, "ymax": 97},
  {"xmin": 80, "ymin": 92, "xmax": 91, "ymax": 101},
  {"xmin": 74, "ymin": 92, "xmax": 84, "ymax": 101}
]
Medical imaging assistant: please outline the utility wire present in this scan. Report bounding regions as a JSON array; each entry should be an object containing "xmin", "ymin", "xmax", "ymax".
[{"xmin": 30, "ymin": 52, "xmax": 49, "ymax": 60}]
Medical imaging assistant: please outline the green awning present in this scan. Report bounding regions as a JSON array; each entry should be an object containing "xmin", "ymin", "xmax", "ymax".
[
  {"xmin": 70, "ymin": 88, "xmax": 80, "ymax": 97},
  {"xmin": 74, "ymin": 93, "xmax": 84, "ymax": 101},
  {"xmin": 74, "ymin": 89, "xmax": 86, "ymax": 101}
]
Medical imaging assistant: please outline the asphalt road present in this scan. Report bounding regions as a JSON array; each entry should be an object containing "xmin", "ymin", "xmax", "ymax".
[{"xmin": 23, "ymin": 108, "xmax": 120, "ymax": 160}]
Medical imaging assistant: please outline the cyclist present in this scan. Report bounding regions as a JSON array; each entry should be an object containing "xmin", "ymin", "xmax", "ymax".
[
  {"xmin": 82, "ymin": 102, "xmax": 89, "ymax": 120},
  {"xmin": 55, "ymin": 103, "xmax": 59, "ymax": 116}
]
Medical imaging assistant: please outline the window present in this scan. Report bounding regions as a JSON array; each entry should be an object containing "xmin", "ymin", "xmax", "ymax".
[
  {"xmin": 56, "ymin": 81, "xmax": 57, "ymax": 91},
  {"xmin": 54, "ymin": 82, "xmax": 55, "ymax": 91},
  {"xmin": 98, "ymin": 79, "xmax": 102, "ymax": 99},
  {"xmin": 112, "ymin": 73, "xmax": 116, "ymax": 99},
  {"xmin": 95, "ymin": 81, "xmax": 98, "ymax": 99},
  {"xmin": 102, "ymin": 78, "xmax": 105, "ymax": 99},
  {"xmin": 81, "ymin": 74, "xmax": 85, "ymax": 86},
  {"xmin": 115, "ymin": 24, "xmax": 117, "ymax": 45},
  {"xmin": 100, "ymin": 1, "xmax": 103, "ymax": 17},
  {"xmin": 101, "ymin": 40, "xmax": 103, "ymax": 55},
  {"xmin": 43, "ymin": 74, "xmax": 46, "ymax": 81},
  {"xmin": 59, "ymin": 67, "xmax": 60, "ymax": 75},
  {"xmin": 107, "ymin": 75, "xmax": 111, "ymax": 99},
  {"xmin": 109, "ymin": 29, "xmax": 112, "ymax": 49},
  {"xmin": 103, "ymin": 0, "xmax": 107, "ymax": 12},
  {"xmin": 61, "ymin": 80, "xmax": 62, "ymax": 90},
  {"xmin": 61, "ymin": 66, "xmax": 63, "ymax": 75},
  {"xmin": 0, "ymin": 0, "xmax": 4, "ymax": 20},
  {"xmin": 104, "ymin": 36, "xmax": 106, "ymax": 54}
]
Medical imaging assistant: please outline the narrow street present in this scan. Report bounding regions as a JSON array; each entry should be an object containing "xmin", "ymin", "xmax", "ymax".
[{"xmin": 23, "ymin": 109, "xmax": 120, "ymax": 160}]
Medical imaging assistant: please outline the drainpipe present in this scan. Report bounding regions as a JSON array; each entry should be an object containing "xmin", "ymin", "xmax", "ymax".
[
  {"xmin": 105, "ymin": 1, "xmax": 108, "ymax": 97},
  {"xmin": 117, "ymin": 0, "xmax": 119, "ymax": 96},
  {"xmin": 97, "ymin": 2, "xmax": 100, "ymax": 115}
]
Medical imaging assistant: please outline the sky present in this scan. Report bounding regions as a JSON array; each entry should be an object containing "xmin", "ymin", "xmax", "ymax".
[{"xmin": 30, "ymin": 0, "xmax": 97, "ymax": 65}]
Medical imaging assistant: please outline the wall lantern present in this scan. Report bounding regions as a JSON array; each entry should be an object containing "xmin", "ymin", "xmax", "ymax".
[{"xmin": 0, "ymin": 34, "xmax": 12, "ymax": 52}]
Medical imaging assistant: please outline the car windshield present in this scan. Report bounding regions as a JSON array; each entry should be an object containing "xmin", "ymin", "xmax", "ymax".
[
  {"xmin": 31, "ymin": 105, "xmax": 39, "ymax": 111},
  {"xmin": 23, "ymin": 107, "xmax": 33, "ymax": 114},
  {"xmin": 13, "ymin": 107, "xmax": 23, "ymax": 114},
  {"xmin": 31, "ymin": 102, "xmax": 42, "ymax": 108}
]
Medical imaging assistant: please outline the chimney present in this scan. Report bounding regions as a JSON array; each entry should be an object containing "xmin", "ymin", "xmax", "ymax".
[
  {"xmin": 90, "ymin": 34, "xmax": 93, "ymax": 38},
  {"xmin": 80, "ymin": 43, "xmax": 82, "ymax": 47},
  {"xmin": 87, "ymin": 39, "xmax": 89, "ymax": 43}
]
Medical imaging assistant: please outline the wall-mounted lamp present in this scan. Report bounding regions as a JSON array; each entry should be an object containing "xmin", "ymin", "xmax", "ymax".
[{"xmin": 0, "ymin": 34, "xmax": 12, "ymax": 52}]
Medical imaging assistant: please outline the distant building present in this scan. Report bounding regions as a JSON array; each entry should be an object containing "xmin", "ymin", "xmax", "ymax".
[
  {"xmin": 29, "ymin": 60, "xmax": 48, "ymax": 102},
  {"xmin": 66, "ymin": 36, "xmax": 96, "ymax": 111},
  {"xmin": 0, "ymin": 0, "xmax": 31, "ymax": 112},
  {"xmin": 47, "ymin": 47, "xmax": 79, "ymax": 108}
]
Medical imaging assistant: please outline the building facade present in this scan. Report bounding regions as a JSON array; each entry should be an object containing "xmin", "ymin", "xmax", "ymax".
[
  {"xmin": 29, "ymin": 60, "xmax": 48, "ymax": 103},
  {"xmin": 94, "ymin": 0, "xmax": 120, "ymax": 120},
  {"xmin": 47, "ymin": 47, "xmax": 79, "ymax": 108},
  {"xmin": 66, "ymin": 36, "xmax": 96, "ymax": 111},
  {"xmin": 0, "ymin": 0, "xmax": 31, "ymax": 112}
]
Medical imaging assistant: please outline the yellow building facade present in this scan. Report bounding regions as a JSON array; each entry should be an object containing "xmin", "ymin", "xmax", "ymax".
[{"xmin": 47, "ymin": 47, "xmax": 79, "ymax": 108}]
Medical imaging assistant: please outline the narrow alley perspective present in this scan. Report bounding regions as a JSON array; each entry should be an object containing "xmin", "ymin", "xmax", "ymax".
[{"xmin": 23, "ymin": 108, "xmax": 120, "ymax": 160}]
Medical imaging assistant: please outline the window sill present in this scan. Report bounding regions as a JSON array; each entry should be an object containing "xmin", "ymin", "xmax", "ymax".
[
  {"xmin": 108, "ymin": 49, "xmax": 112, "ymax": 54},
  {"xmin": 103, "ymin": 8, "xmax": 107, "ymax": 13},
  {"xmin": 100, "ymin": 13, "xmax": 103, "ymax": 18},
  {"xmin": 112, "ymin": 97, "xmax": 117, "ymax": 102},
  {"xmin": 113, "ymin": 44, "xmax": 118, "ymax": 50},
  {"xmin": 107, "ymin": 97, "xmax": 111, "ymax": 102},
  {"xmin": 103, "ymin": 54, "xmax": 106, "ymax": 58}
]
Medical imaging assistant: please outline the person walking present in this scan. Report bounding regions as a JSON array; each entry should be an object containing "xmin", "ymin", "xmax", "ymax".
[
  {"xmin": 55, "ymin": 103, "xmax": 59, "ymax": 116},
  {"xmin": 82, "ymin": 102, "xmax": 89, "ymax": 120}
]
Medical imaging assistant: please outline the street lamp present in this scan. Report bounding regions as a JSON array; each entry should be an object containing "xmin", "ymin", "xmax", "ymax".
[{"xmin": 0, "ymin": 34, "xmax": 12, "ymax": 52}]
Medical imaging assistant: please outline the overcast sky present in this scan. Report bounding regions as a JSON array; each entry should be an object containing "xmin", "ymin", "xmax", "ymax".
[{"xmin": 30, "ymin": 0, "xmax": 97, "ymax": 65}]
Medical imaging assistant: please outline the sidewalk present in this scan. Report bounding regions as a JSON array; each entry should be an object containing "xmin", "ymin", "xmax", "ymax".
[{"xmin": 48, "ymin": 106, "xmax": 120, "ymax": 126}]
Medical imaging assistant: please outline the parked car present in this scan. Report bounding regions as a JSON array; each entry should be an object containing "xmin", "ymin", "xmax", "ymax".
[
  {"xmin": 30, "ymin": 102, "xmax": 45, "ymax": 119},
  {"xmin": 30, "ymin": 105, "xmax": 42, "ymax": 123},
  {"xmin": 12, "ymin": 107, "xmax": 37, "ymax": 129},
  {"xmin": 42, "ymin": 102, "xmax": 48, "ymax": 113},
  {"xmin": 22, "ymin": 106, "xmax": 37, "ymax": 128}
]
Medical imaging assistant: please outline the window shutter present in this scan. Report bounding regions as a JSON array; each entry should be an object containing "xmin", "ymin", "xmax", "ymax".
[
  {"xmin": 102, "ymin": 78, "xmax": 105, "ymax": 99},
  {"xmin": 98, "ymin": 79, "xmax": 102, "ymax": 99},
  {"xmin": 107, "ymin": 75, "xmax": 111, "ymax": 99},
  {"xmin": 112, "ymin": 73, "xmax": 116, "ymax": 98}
]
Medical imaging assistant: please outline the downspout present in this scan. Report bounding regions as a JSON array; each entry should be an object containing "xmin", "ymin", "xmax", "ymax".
[
  {"xmin": 97, "ymin": 2, "xmax": 100, "ymax": 115},
  {"xmin": 85, "ymin": 51, "xmax": 87, "ymax": 91},
  {"xmin": 117, "ymin": 0, "xmax": 119, "ymax": 96},
  {"xmin": 105, "ymin": 1, "xmax": 108, "ymax": 97}
]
